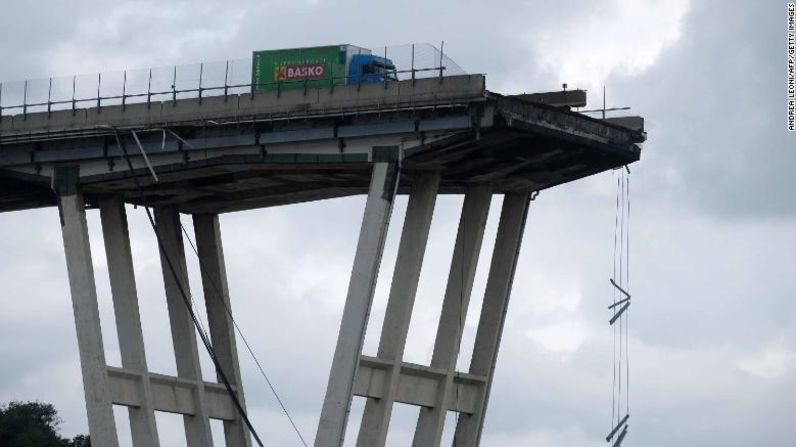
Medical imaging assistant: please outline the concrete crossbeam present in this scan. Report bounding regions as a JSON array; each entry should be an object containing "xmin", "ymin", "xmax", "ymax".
[
  {"xmin": 106, "ymin": 367, "xmax": 237, "ymax": 421},
  {"xmin": 354, "ymin": 356, "xmax": 485, "ymax": 414}
]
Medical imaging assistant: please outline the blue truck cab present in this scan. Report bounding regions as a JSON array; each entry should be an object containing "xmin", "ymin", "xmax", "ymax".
[{"xmin": 348, "ymin": 54, "xmax": 398, "ymax": 84}]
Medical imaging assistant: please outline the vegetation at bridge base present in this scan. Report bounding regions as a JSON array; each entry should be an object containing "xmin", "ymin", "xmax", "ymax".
[{"xmin": 0, "ymin": 401, "xmax": 90, "ymax": 447}]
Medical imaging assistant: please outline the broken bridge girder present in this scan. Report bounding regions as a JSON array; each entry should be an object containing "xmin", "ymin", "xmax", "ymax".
[
  {"xmin": 608, "ymin": 278, "xmax": 631, "ymax": 325},
  {"xmin": 605, "ymin": 413, "xmax": 629, "ymax": 443}
]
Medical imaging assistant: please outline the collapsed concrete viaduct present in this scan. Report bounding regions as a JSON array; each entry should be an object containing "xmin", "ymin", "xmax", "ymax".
[{"xmin": 0, "ymin": 74, "xmax": 645, "ymax": 446}]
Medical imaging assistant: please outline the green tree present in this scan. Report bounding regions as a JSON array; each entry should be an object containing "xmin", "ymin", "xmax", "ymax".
[
  {"xmin": 62, "ymin": 434, "xmax": 91, "ymax": 447},
  {"xmin": 0, "ymin": 401, "xmax": 89, "ymax": 447}
]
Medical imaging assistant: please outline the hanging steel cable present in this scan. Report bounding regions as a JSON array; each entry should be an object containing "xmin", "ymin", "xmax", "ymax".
[
  {"xmin": 607, "ymin": 167, "xmax": 631, "ymax": 445},
  {"xmin": 625, "ymin": 172, "xmax": 631, "ymax": 416},
  {"xmin": 611, "ymin": 172, "xmax": 621, "ymax": 428},
  {"xmin": 110, "ymin": 127, "xmax": 267, "ymax": 447},
  {"xmin": 618, "ymin": 168, "xmax": 625, "ymax": 424},
  {"xmin": 106, "ymin": 125, "xmax": 307, "ymax": 445},
  {"xmin": 178, "ymin": 224, "xmax": 309, "ymax": 447}
]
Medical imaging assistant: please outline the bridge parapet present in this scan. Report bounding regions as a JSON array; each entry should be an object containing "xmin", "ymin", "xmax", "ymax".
[{"xmin": 0, "ymin": 75, "xmax": 486, "ymax": 139}]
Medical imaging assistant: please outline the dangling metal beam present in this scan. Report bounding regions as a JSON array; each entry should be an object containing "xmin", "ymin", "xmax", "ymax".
[
  {"xmin": 609, "ymin": 278, "xmax": 631, "ymax": 299},
  {"xmin": 605, "ymin": 414, "xmax": 629, "ymax": 442},
  {"xmin": 608, "ymin": 297, "xmax": 630, "ymax": 310},
  {"xmin": 609, "ymin": 302, "xmax": 630, "ymax": 325},
  {"xmin": 611, "ymin": 425, "xmax": 629, "ymax": 447}
]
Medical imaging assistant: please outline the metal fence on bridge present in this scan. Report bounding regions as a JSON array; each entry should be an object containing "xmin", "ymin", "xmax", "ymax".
[{"xmin": 0, "ymin": 43, "xmax": 465, "ymax": 118}]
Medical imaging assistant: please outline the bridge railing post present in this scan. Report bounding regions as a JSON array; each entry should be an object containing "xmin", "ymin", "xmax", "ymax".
[
  {"xmin": 122, "ymin": 71, "xmax": 127, "ymax": 111},
  {"xmin": 22, "ymin": 80, "xmax": 27, "ymax": 118},
  {"xmin": 224, "ymin": 60, "xmax": 229, "ymax": 101},
  {"xmin": 47, "ymin": 77, "xmax": 53, "ymax": 116}
]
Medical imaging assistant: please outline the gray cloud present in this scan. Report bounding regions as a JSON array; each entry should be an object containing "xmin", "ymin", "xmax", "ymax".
[{"xmin": 610, "ymin": 0, "xmax": 796, "ymax": 219}]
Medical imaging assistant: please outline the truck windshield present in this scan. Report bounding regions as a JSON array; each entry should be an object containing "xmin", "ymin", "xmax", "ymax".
[{"xmin": 363, "ymin": 62, "xmax": 398, "ymax": 81}]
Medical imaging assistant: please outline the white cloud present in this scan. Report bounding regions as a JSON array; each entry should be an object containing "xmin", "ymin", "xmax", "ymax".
[
  {"xmin": 482, "ymin": 426, "xmax": 602, "ymax": 447},
  {"xmin": 737, "ymin": 336, "xmax": 796, "ymax": 380},
  {"xmin": 525, "ymin": 317, "xmax": 592, "ymax": 353},
  {"xmin": 521, "ymin": 283, "xmax": 593, "ymax": 353},
  {"xmin": 524, "ymin": 0, "xmax": 690, "ymax": 92},
  {"xmin": 43, "ymin": 1, "xmax": 246, "ymax": 75}
]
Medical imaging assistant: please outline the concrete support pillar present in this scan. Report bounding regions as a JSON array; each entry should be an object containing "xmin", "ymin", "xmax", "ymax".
[
  {"xmin": 315, "ymin": 160, "xmax": 400, "ymax": 447},
  {"xmin": 193, "ymin": 214, "xmax": 252, "ymax": 447},
  {"xmin": 356, "ymin": 173, "xmax": 441, "ymax": 447},
  {"xmin": 154, "ymin": 206, "xmax": 214, "ymax": 447},
  {"xmin": 56, "ymin": 168, "xmax": 120, "ymax": 447},
  {"xmin": 413, "ymin": 186, "xmax": 492, "ymax": 447},
  {"xmin": 99, "ymin": 197, "xmax": 160, "ymax": 447},
  {"xmin": 453, "ymin": 192, "xmax": 531, "ymax": 446}
]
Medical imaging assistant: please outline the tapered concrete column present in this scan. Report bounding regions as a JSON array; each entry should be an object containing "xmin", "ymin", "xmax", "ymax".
[
  {"xmin": 194, "ymin": 214, "xmax": 252, "ymax": 447},
  {"xmin": 357, "ymin": 173, "xmax": 441, "ymax": 447},
  {"xmin": 453, "ymin": 192, "xmax": 531, "ymax": 446},
  {"xmin": 99, "ymin": 197, "xmax": 160, "ymax": 447},
  {"xmin": 154, "ymin": 206, "xmax": 214, "ymax": 447},
  {"xmin": 413, "ymin": 186, "xmax": 492, "ymax": 447},
  {"xmin": 315, "ymin": 159, "xmax": 400, "ymax": 447},
  {"xmin": 55, "ymin": 167, "xmax": 120, "ymax": 447}
]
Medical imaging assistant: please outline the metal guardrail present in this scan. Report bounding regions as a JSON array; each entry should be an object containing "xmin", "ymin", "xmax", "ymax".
[{"xmin": 0, "ymin": 43, "xmax": 465, "ymax": 118}]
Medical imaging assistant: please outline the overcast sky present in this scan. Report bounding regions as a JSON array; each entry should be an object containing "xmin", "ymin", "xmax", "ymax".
[{"xmin": 1, "ymin": 0, "xmax": 795, "ymax": 446}]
